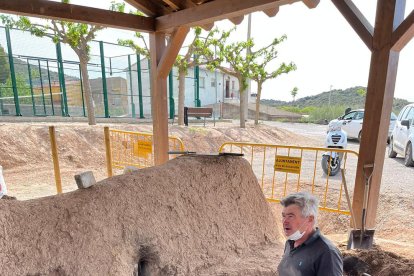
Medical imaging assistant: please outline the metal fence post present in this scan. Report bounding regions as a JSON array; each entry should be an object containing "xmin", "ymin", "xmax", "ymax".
[
  {"xmin": 56, "ymin": 42, "xmax": 69, "ymax": 116},
  {"xmin": 99, "ymin": 41, "xmax": 109, "ymax": 118},
  {"xmin": 169, "ymin": 70, "xmax": 175, "ymax": 119},
  {"xmin": 27, "ymin": 61, "xmax": 36, "ymax": 116},
  {"xmin": 37, "ymin": 59, "xmax": 47, "ymax": 115},
  {"xmin": 0, "ymin": 87, "xmax": 3, "ymax": 113},
  {"xmin": 46, "ymin": 60, "xmax": 55, "ymax": 115},
  {"xmin": 137, "ymin": 54, "xmax": 144, "ymax": 118},
  {"xmin": 194, "ymin": 56, "xmax": 200, "ymax": 107},
  {"xmin": 5, "ymin": 27, "xmax": 21, "ymax": 116},
  {"xmin": 128, "ymin": 54, "xmax": 136, "ymax": 118}
]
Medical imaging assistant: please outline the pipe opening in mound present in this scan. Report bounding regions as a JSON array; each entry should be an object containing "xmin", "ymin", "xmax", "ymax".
[
  {"xmin": 138, "ymin": 259, "xmax": 149, "ymax": 276},
  {"xmin": 133, "ymin": 247, "xmax": 160, "ymax": 276}
]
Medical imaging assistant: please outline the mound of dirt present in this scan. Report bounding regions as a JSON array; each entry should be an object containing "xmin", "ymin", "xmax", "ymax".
[
  {"xmin": 0, "ymin": 122, "xmax": 316, "ymax": 200},
  {"xmin": 0, "ymin": 155, "xmax": 282, "ymax": 275},
  {"xmin": 341, "ymin": 245, "xmax": 414, "ymax": 276}
]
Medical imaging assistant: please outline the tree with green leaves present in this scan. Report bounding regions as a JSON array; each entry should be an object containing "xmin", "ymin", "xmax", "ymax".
[
  {"xmin": 0, "ymin": 44, "xmax": 10, "ymax": 84},
  {"xmin": 119, "ymin": 27, "xmax": 222, "ymax": 125},
  {"xmin": 0, "ymin": 73, "xmax": 31, "ymax": 104},
  {"xmin": 291, "ymin": 86, "xmax": 299, "ymax": 102},
  {"xmin": 196, "ymin": 28, "xmax": 295, "ymax": 128},
  {"xmin": 250, "ymin": 36, "xmax": 296, "ymax": 125},
  {"xmin": 356, "ymin": 87, "xmax": 366, "ymax": 97},
  {"xmin": 1, "ymin": 0, "xmax": 124, "ymax": 125},
  {"xmin": 194, "ymin": 27, "xmax": 252, "ymax": 127}
]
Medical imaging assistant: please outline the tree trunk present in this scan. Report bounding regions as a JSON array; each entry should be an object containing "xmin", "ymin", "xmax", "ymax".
[
  {"xmin": 239, "ymin": 80, "xmax": 246, "ymax": 128},
  {"xmin": 177, "ymin": 69, "xmax": 186, "ymax": 126},
  {"xmin": 79, "ymin": 57, "xmax": 96, "ymax": 125},
  {"xmin": 254, "ymin": 83, "xmax": 262, "ymax": 125}
]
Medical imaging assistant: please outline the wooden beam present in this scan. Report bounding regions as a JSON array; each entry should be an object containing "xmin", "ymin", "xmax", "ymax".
[
  {"xmin": 331, "ymin": 0, "xmax": 374, "ymax": 50},
  {"xmin": 391, "ymin": 10, "xmax": 414, "ymax": 51},
  {"xmin": 229, "ymin": 16, "xmax": 245, "ymax": 25},
  {"xmin": 352, "ymin": 0, "xmax": 405, "ymax": 232},
  {"xmin": 149, "ymin": 32, "xmax": 170, "ymax": 165},
  {"xmin": 124, "ymin": 0, "xmax": 168, "ymax": 17},
  {"xmin": 0, "ymin": 0, "xmax": 154, "ymax": 32},
  {"xmin": 200, "ymin": 23, "xmax": 215, "ymax": 31},
  {"xmin": 156, "ymin": 0, "xmax": 302, "ymax": 32},
  {"xmin": 302, "ymin": 0, "xmax": 320, "ymax": 9},
  {"xmin": 163, "ymin": 0, "xmax": 213, "ymax": 31},
  {"xmin": 162, "ymin": 0, "xmax": 182, "ymax": 10},
  {"xmin": 157, "ymin": 26, "xmax": 190, "ymax": 79},
  {"xmin": 263, "ymin": 7, "xmax": 279, "ymax": 17}
]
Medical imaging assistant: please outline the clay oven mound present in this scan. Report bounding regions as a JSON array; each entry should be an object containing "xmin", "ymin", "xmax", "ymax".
[{"xmin": 0, "ymin": 155, "xmax": 281, "ymax": 275}]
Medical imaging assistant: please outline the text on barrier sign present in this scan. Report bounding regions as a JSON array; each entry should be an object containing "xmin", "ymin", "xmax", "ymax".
[
  {"xmin": 133, "ymin": 140, "xmax": 152, "ymax": 158},
  {"xmin": 274, "ymin": 155, "xmax": 302, "ymax": 174}
]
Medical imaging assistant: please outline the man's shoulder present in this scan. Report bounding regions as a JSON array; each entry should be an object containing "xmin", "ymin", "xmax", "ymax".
[{"xmin": 316, "ymin": 234, "xmax": 342, "ymax": 255}]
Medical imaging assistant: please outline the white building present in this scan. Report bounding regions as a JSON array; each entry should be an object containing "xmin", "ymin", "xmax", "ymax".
[{"xmin": 127, "ymin": 58, "xmax": 251, "ymax": 117}]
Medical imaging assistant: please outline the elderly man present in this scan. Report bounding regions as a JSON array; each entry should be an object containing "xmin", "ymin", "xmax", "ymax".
[{"xmin": 277, "ymin": 192, "xmax": 343, "ymax": 276}]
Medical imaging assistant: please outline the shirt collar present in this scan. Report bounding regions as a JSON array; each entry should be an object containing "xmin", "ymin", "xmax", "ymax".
[{"xmin": 303, "ymin": 227, "xmax": 320, "ymax": 246}]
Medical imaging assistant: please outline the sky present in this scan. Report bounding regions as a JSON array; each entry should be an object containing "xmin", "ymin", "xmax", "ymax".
[{"xmin": 26, "ymin": 1, "xmax": 414, "ymax": 102}]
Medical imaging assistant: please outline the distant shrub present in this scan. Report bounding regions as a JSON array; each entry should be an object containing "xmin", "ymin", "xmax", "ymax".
[{"xmin": 307, "ymin": 105, "xmax": 348, "ymax": 124}]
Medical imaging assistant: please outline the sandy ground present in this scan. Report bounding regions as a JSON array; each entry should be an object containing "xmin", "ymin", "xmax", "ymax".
[{"xmin": 1, "ymin": 120, "xmax": 413, "ymax": 275}]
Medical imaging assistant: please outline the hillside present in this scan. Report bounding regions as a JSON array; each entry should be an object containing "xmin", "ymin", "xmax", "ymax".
[
  {"xmin": 13, "ymin": 57, "xmax": 79, "ymax": 85},
  {"xmin": 262, "ymin": 86, "xmax": 411, "ymax": 113}
]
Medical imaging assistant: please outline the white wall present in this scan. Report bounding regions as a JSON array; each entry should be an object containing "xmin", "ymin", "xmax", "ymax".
[{"xmin": 127, "ymin": 58, "xmax": 240, "ymax": 118}]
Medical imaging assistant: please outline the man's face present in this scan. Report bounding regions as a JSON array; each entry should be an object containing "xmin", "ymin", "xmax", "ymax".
[{"xmin": 282, "ymin": 204, "xmax": 309, "ymax": 237}]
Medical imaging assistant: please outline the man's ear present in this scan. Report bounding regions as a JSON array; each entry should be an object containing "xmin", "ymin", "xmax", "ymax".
[{"xmin": 308, "ymin": 215, "xmax": 315, "ymax": 224}]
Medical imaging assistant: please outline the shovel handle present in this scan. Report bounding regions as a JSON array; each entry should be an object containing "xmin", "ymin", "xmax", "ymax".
[{"xmin": 341, "ymin": 169, "xmax": 357, "ymax": 228}]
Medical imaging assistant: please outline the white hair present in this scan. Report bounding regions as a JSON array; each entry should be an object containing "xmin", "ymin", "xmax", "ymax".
[{"xmin": 281, "ymin": 192, "xmax": 319, "ymax": 225}]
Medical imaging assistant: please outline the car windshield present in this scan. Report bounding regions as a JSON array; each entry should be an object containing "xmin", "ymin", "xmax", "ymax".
[{"xmin": 391, "ymin": 112, "xmax": 397, "ymax": 120}]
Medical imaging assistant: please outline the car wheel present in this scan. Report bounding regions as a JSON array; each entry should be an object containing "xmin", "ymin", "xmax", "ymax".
[
  {"xmin": 404, "ymin": 143, "xmax": 414, "ymax": 167},
  {"xmin": 358, "ymin": 131, "xmax": 362, "ymax": 143},
  {"xmin": 388, "ymin": 139, "xmax": 397, "ymax": 158}
]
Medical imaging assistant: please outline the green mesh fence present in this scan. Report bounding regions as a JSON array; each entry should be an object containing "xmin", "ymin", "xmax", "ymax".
[{"xmin": 0, "ymin": 26, "xmax": 156, "ymax": 119}]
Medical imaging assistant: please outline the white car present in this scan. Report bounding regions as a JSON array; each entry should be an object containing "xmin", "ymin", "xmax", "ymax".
[
  {"xmin": 388, "ymin": 103, "xmax": 414, "ymax": 167},
  {"xmin": 329, "ymin": 109, "xmax": 397, "ymax": 142}
]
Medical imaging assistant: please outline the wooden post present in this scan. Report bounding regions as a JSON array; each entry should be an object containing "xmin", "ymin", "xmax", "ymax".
[
  {"xmin": 149, "ymin": 32, "xmax": 169, "ymax": 165},
  {"xmin": 352, "ymin": 0, "xmax": 406, "ymax": 229},
  {"xmin": 49, "ymin": 126, "xmax": 62, "ymax": 194},
  {"xmin": 104, "ymin": 127, "xmax": 113, "ymax": 177},
  {"xmin": 149, "ymin": 28, "xmax": 189, "ymax": 165}
]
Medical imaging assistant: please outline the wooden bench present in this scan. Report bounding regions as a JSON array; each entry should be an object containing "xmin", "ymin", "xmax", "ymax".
[{"xmin": 184, "ymin": 107, "xmax": 215, "ymax": 127}]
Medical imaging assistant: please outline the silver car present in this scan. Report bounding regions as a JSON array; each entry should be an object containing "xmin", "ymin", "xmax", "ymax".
[
  {"xmin": 388, "ymin": 103, "xmax": 414, "ymax": 167},
  {"xmin": 330, "ymin": 109, "xmax": 397, "ymax": 142}
]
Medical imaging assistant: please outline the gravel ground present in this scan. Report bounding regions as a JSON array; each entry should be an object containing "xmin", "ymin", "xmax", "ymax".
[{"xmin": 264, "ymin": 121, "xmax": 414, "ymax": 196}]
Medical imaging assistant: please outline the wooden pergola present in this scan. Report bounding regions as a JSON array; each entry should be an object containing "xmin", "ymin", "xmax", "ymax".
[{"xmin": 1, "ymin": 0, "xmax": 413, "ymax": 242}]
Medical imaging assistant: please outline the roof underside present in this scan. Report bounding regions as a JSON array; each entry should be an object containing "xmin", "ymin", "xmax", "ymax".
[{"xmin": 0, "ymin": 0, "xmax": 320, "ymax": 33}]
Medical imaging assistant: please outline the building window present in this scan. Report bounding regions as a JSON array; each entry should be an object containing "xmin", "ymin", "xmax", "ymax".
[
  {"xmin": 199, "ymin": 77, "xmax": 205, "ymax": 88},
  {"xmin": 211, "ymin": 78, "xmax": 216, "ymax": 87}
]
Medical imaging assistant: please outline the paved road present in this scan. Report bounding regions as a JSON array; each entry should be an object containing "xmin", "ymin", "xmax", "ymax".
[{"xmin": 264, "ymin": 121, "xmax": 414, "ymax": 195}]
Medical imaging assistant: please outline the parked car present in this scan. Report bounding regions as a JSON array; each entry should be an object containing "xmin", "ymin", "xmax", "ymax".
[
  {"xmin": 329, "ymin": 109, "xmax": 397, "ymax": 142},
  {"xmin": 388, "ymin": 103, "xmax": 414, "ymax": 167}
]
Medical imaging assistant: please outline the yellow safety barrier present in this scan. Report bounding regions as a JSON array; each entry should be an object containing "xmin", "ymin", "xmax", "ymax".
[
  {"xmin": 219, "ymin": 142, "xmax": 359, "ymax": 215},
  {"xmin": 107, "ymin": 129, "xmax": 185, "ymax": 173}
]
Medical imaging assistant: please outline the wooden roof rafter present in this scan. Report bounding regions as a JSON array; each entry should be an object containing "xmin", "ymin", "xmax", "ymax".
[
  {"xmin": 332, "ymin": 0, "xmax": 374, "ymax": 50},
  {"xmin": 391, "ymin": 10, "xmax": 414, "ymax": 51},
  {"xmin": 263, "ymin": 7, "xmax": 280, "ymax": 17},
  {"xmin": 124, "ymin": 0, "xmax": 171, "ymax": 17},
  {"xmin": 0, "ymin": 0, "xmax": 155, "ymax": 32},
  {"xmin": 155, "ymin": 0, "xmax": 314, "ymax": 32},
  {"xmin": 160, "ymin": 0, "xmax": 214, "ymax": 30}
]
